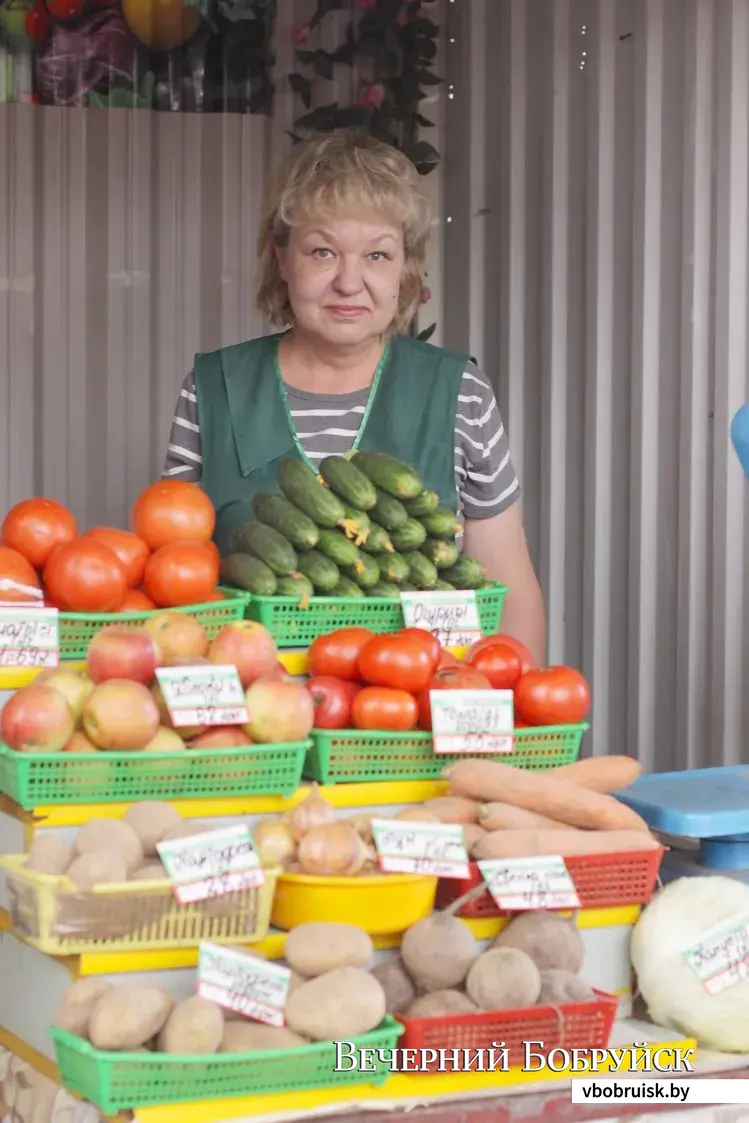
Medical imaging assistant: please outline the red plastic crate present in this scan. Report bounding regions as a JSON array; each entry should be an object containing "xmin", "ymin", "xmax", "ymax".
[
  {"xmin": 434, "ymin": 848, "xmax": 664, "ymax": 917},
  {"xmin": 398, "ymin": 990, "xmax": 618, "ymax": 1072}
]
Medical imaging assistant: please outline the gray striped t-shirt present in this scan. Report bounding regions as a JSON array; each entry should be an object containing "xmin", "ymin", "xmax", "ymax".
[{"xmin": 163, "ymin": 362, "xmax": 520, "ymax": 520}]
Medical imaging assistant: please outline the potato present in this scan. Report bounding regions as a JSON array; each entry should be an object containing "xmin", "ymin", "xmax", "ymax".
[
  {"xmin": 370, "ymin": 957, "xmax": 415, "ymax": 1014},
  {"xmin": 284, "ymin": 922, "xmax": 373, "ymax": 977},
  {"xmin": 88, "ymin": 984, "xmax": 174, "ymax": 1050},
  {"xmin": 492, "ymin": 911, "xmax": 584, "ymax": 973},
  {"xmin": 26, "ymin": 835, "xmax": 74, "ymax": 876},
  {"xmin": 465, "ymin": 947, "xmax": 541, "ymax": 1010},
  {"xmin": 53, "ymin": 978, "xmax": 113, "ymax": 1038},
  {"xmin": 66, "ymin": 849, "xmax": 129, "ymax": 890},
  {"xmin": 406, "ymin": 989, "xmax": 478, "ymax": 1017},
  {"xmin": 74, "ymin": 819, "xmax": 143, "ymax": 874},
  {"xmin": 284, "ymin": 967, "xmax": 386, "ymax": 1041},
  {"xmin": 131, "ymin": 862, "xmax": 168, "ymax": 881},
  {"xmin": 220, "ymin": 1022, "xmax": 307, "ymax": 1052},
  {"xmin": 538, "ymin": 968, "xmax": 596, "ymax": 1005},
  {"xmin": 400, "ymin": 911, "xmax": 478, "ymax": 992},
  {"xmin": 123, "ymin": 801, "xmax": 182, "ymax": 857},
  {"xmin": 157, "ymin": 996, "xmax": 224, "ymax": 1054}
]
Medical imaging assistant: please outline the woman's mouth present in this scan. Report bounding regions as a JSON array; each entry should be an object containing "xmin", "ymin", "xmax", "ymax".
[{"xmin": 326, "ymin": 305, "xmax": 368, "ymax": 316}]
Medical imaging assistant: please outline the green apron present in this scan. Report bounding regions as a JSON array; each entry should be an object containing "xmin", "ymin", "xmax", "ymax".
[{"xmin": 193, "ymin": 332, "xmax": 469, "ymax": 556}]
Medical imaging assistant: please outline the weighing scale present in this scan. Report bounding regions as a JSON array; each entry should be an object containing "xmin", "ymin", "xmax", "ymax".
[{"xmin": 615, "ymin": 405, "xmax": 749, "ymax": 884}]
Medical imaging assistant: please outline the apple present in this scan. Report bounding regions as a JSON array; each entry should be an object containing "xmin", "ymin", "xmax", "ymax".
[
  {"xmin": 143, "ymin": 611, "xmax": 209, "ymax": 664},
  {"xmin": 150, "ymin": 655, "xmax": 209, "ymax": 740},
  {"xmin": 142, "ymin": 726, "xmax": 186, "ymax": 752},
  {"xmin": 82, "ymin": 679, "xmax": 161, "ymax": 750},
  {"xmin": 1, "ymin": 684, "xmax": 75, "ymax": 752},
  {"xmin": 36, "ymin": 665, "xmax": 94, "ymax": 720},
  {"xmin": 208, "ymin": 621, "xmax": 278, "ymax": 687},
  {"xmin": 256, "ymin": 660, "xmax": 295, "ymax": 684},
  {"xmin": 244, "ymin": 680, "xmax": 315, "ymax": 744},
  {"xmin": 86, "ymin": 625, "xmax": 161, "ymax": 686},
  {"xmin": 64, "ymin": 731, "xmax": 98, "ymax": 753},
  {"xmin": 189, "ymin": 726, "xmax": 252, "ymax": 748}
]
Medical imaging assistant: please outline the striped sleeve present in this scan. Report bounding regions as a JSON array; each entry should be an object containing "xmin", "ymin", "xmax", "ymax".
[
  {"xmin": 454, "ymin": 362, "xmax": 520, "ymax": 518},
  {"xmin": 162, "ymin": 372, "xmax": 203, "ymax": 481}
]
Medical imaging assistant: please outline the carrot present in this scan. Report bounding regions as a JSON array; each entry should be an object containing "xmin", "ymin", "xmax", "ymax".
[
  {"xmin": 443, "ymin": 759, "xmax": 651, "ymax": 832},
  {"xmin": 547, "ymin": 755, "xmax": 642, "ymax": 793},
  {"xmin": 472, "ymin": 827, "xmax": 661, "ymax": 861},
  {"xmin": 477, "ymin": 802, "xmax": 576, "ymax": 831},
  {"xmin": 422, "ymin": 795, "xmax": 479, "ymax": 824}
]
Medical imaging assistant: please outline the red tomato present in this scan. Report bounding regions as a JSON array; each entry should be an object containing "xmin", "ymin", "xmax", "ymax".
[
  {"xmin": 416, "ymin": 664, "xmax": 493, "ymax": 730},
  {"xmin": 352, "ymin": 687, "xmax": 418, "ymax": 732},
  {"xmin": 131, "ymin": 480, "xmax": 215, "ymax": 551},
  {"xmin": 307, "ymin": 627, "xmax": 373, "ymax": 681},
  {"xmin": 340, "ymin": 680, "xmax": 364, "ymax": 704},
  {"xmin": 25, "ymin": 2, "xmax": 51, "ymax": 43},
  {"xmin": 465, "ymin": 640, "xmax": 523, "ymax": 689},
  {"xmin": 43, "ymin": 539, "xmax": 128, "ymax": 612},
  {"xmin": 438, "ymin": 648, "xmax": 461, "ymax": 669},
  {"xmin": 2, "ymin": 498, "xmax": 78, "ymax": 570},
  {"xmin": 306, "ymin": 676, "xmax": 354, "ymax": 730},
  {"xmin": 514, "ymin": 666, "xmax": 591, "ymax": 726},
  {"xmin": 398, "ymin": 628, "xmax": 441, "ymax": 669},
  {"xmin": 0, "ymin": 545, "xmax": 42, "ymax": 604},
  {"xmin": 466, "ymin": 633, "xmax": 535, "ymax": 675},
  {"xmin": 84, "ymin": 527, "xmax": 149, "ymax": 588},
  {"xmin": 46, "ymin": 0, "xmax": 85, "ymax": 20},
  {"xmin": 143, "ymin": 542, "xmax": 219, "ymax": 607},
  {"xmin": 358, "ymin": 634, "xmax": 435, "ymax": 692}
]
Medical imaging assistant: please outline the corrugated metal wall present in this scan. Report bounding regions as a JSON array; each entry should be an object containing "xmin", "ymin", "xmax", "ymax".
[{"xmin": 1, "ymin": 0, "xmax": 748, "ymax": 768}]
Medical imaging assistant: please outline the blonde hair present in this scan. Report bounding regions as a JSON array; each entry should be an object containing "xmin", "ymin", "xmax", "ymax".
[{"xmin": 255, "ymin": 131, "xmax": 430, "ymax": 333}]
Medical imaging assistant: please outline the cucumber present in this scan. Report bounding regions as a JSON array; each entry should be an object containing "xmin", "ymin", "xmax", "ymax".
[
  {"xmin": 479, "ymin": 580, "xmax": 496, "ymax": 589},
  {"xmin": 319, "ymin": 456, "xmax": 378, "ymax": 511},
  {"xmin": 390, "ymin": 518, "xmax": 427, "ymax": 553},
  {"xmin": 441, "ymin": 555, "xmax": 488, "ymax": 590},
  {"xmin": 352, "ymin": 451, "xmax": 423, "ymax": 499},
  {"xmin": 420, "ymin": 537, "xmax": 460, "ymax": 570},
  {"xmin": 403, "ymin": 551, "xmax": 439, "ymax": 590},
  {"xmin": 421, "ymin": 507, "xmax": 462, "ymax": 540},
  {"xmin": 400, "ymin": 581, "xmax": 416, "ymax": 591},
  {"xmin": 276, "ymin": 573, "xmax": 315, "ymax": 598},
  {"xmin": 277, "ymin": 459, "xmax": 347, "ymax": 528},
  {"xmin": 433, "ymin": 578, "xmax": 456, "ymax": 591},
  {"xmin": 330, "ymin": 576, "xmax": 367, "ymax": 599},
  {"xmin": 367, "ymin": 581, "xmax": 401, "ymax": 599},
  {"xmin": 252, "ymin": 492, "xmax": 320, "ymax": 551},
  {"xmin": 406, "ymin": 490, "xmax": 439, "ymax": 517},
  {"xmin": 316, "ymin": 528, "xmax": 363, "ymax": 568},
  {"xmin": 371, "ymin": 490, "xmax": 408, "ymax": 531},
  {"xmin": 231, "ymin": 522, "xmax": 298, "ymax": 576},
  {"xmin": 375, "ymin": 552, "xmax": 410, "ymax": 584},
  {"xmin": 220, "ymin": 553, "xmax": 277, "ymax": 596},
  {"xmin": 359, "ymin": 523, "xmax": 394, "ymax": 554},
  {"xmin": 296, "ymin": 549, "xmax": 341, "ymax": 592},
  {"xmin": 342, "ymin": 553, "xmax": 380, "ymax": 589},
  {"xmin": 343, "ymin": 505, "xmax": 371, "ymax": 539}
]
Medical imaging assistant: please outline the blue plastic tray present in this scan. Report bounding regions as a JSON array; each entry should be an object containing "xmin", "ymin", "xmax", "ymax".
[{"xmin": 618, "ymin": 766, "xmax": 749, "ymax": 838}]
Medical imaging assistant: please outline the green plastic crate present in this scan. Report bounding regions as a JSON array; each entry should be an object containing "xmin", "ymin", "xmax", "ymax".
[
  {"xmin": 246, "ymin": 582, "xmax": 507, "ymax": 648},
  {"xmin": 58, "ymin": 587, "xmax": 250, "ymax": 660},
  {"xmin": 305, "ymin": 724, "xmax": 588, "ymax": 784},
  {"xmin": 0, "ymin": 740, "xmax": 309, "ymax": 809},
  {"xmin": 50, "ymin": 1018, "xmax": 402, "ymax": 1112}
]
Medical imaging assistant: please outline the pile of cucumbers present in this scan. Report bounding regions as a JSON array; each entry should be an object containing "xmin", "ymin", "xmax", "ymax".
[{"xmin": 220, "ymin": 451, "xmax": 491, "ymax": 601}]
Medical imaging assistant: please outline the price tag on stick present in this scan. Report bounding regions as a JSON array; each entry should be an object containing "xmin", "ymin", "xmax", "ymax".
[
  {"xmin": 156, "ymin": 824, "xmax": 265, "ymax": 903},
  {"xmin": 682, "ymin": 914, "xmax": 749, "ymax": 995},
  {"xmin": 372, "ymin": 819, "xmax": 470, "ymax": 879},
  {"xmin": 400, "ymin": 590, "xmax": 482, "ymax": 648},
  {"xmin": 198, "ymin": 942, "xmax": 291, "ymax": 1026},
  {"xmin": 155, "ymin": 664, "xmax": 248, "ymax": 727},
  {"xmin": 478, "ymin": 856, "xmax": 581, "ymax": 910},
  {"xmin": 0, "ymin": 607, "xmax": 59, "ymax": 669},
  {"xmin": 430, "ymin": 689, "xmax": 514, "ymax": 754}
]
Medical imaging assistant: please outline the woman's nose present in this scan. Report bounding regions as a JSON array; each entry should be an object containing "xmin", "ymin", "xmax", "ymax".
[{"xmin": 332, "ymin": 256, "xmax": 364, "ymax": 294}]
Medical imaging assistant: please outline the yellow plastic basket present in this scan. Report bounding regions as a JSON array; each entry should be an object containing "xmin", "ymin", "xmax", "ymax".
[
  {"xmin": 0, "ymin": 855, "xmax": 278, "ymax": 955},
  {"xmin": 270, "ymin": 870, "xmax": 437, "ymax": 934}
]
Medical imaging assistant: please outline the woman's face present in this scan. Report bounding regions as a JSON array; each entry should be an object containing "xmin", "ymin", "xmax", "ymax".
[{"xmin": 277, "ymin": 212, "xmax": 405, "ymax": 348}]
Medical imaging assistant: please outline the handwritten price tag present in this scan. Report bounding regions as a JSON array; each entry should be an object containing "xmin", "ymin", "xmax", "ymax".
[
  {"xmin": 155, "ymin": 664, "xmax": 248, "ymax": 727},
  {"xmin": 372, "ymin": 819, "xmax": 470, "ymax": 879},
  {"xmin": 0, "ymin": 607, "xmax": 59, "ymax": 669},
  {"xmin": 682, "ymin": 915, "xmax": 749, "ymax": 994},
  {"xmin": 156, "ymin": 824, "xmax": 264, "ymax": 903},
  {"xmin": 478, "ymin": 856, "xmax": 581, "ymax": 910},
  {"xmin": 430, "ymin": 689, "xmax": 514, "ymax": 754},
  {"xmin": 198, "ymin": 943, "xmax": 291, "ymax": 1026},
  {"xmin": 400, "ymin": 590, "xmax": 482, "ymax": 648}
]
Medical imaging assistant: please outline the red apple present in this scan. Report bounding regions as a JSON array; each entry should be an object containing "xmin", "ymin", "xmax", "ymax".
[
  {"xmin": 36, "ymin": 665, "xmax": 94, "ymax": 720},
  {"xmin": 86, "ymin": 625, "xmax": 161, "ymax": 686},
  {"xmin": 82, "ymin": 679, "xmax": 161, "ymax": 750},
  {"xmin": 256, "ymin": 660, "xmax": 295, "ymax": 684},
  {"xmin": 208, "ymin": 621, "xmax": 278, "ymax": 687},
  {"xmin": 189, "ymin": 726, "xmax": 252, "ymax": 748},
  {"xmin": 150, "ymin": 655, "xmax": 209, "ymax": 740},
  {"xmin": 244, "ymin": 680, "xmax": 314, "ymax": 744},
  {"xmin": 1, "ymin": 684, "xmax": 75, "ymax": 752},
  {"xmin": 64, "ymin": 731, "xmax": 98, "ymax": 753},
  {"xmin": 143, "ymin": 611, "xmax": 209, "ymax": 664}
]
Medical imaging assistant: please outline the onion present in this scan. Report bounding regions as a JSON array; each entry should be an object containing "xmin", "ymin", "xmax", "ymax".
[
  {"xmin": 284, "ymin": 783, "xmax": 337, "ymax": 843},
  {"xmin": 347, "ymin": 813, "xmax": 375, "ymax": 844},
  {"xmin": 297, "ymin": 822, "xmax": 372, "ymax": 876},
  {"xmin": 252, "ymin": 819, "xmax": 296, "ymax": 868}
]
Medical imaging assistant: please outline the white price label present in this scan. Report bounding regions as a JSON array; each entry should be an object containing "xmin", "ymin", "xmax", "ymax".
[
  {"xmin": 155, "ymin": 664, "xmax": 248, "ymax": 727},
  {"xmin": 430, "ymin": 689, "xmax": 514, "ymax": 754},
  {"xmin": 400, "ymin": 590, "xmax": 482, "ymax": 648},
  {"xmin": 0, "ymin": 607, "xmax": 59, "ymax": 668},
  {"xmin": 372, "ymin": 819, "xmax": 470, "ymax": 878},
  {"xmin": 156, "ymin": 824, "xmax": 264, "ymax": 903},
  {"xmin": 478, "ymin": 856, "xmax": 581, "ymax": 910},
  {"xmin": 198, "ymin": 943, "xmax": 291, "ymax": 1026},
  {"xmin": 683, "ymin": 915, "xmax": 749, "ymax": 994}
]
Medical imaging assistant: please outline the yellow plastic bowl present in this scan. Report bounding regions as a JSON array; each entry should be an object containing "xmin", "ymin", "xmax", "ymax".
[{"xmin": 271, "ymin": 871, "xmax": 438, "ymax": 934}]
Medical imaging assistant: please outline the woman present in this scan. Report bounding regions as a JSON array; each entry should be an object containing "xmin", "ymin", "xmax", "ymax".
[{"xmin": 163, "ymin": 131, "xmax": 546, "ymax": 664}]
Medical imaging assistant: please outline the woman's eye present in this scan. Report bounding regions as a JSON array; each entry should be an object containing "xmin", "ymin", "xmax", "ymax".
[
  {"xmin": 369, "ymin": 251, "xmax": 389, "ymax": 262},
  {"xmin": 312, "ymin": 248, "xmax": 333, "ymax": 259}
]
